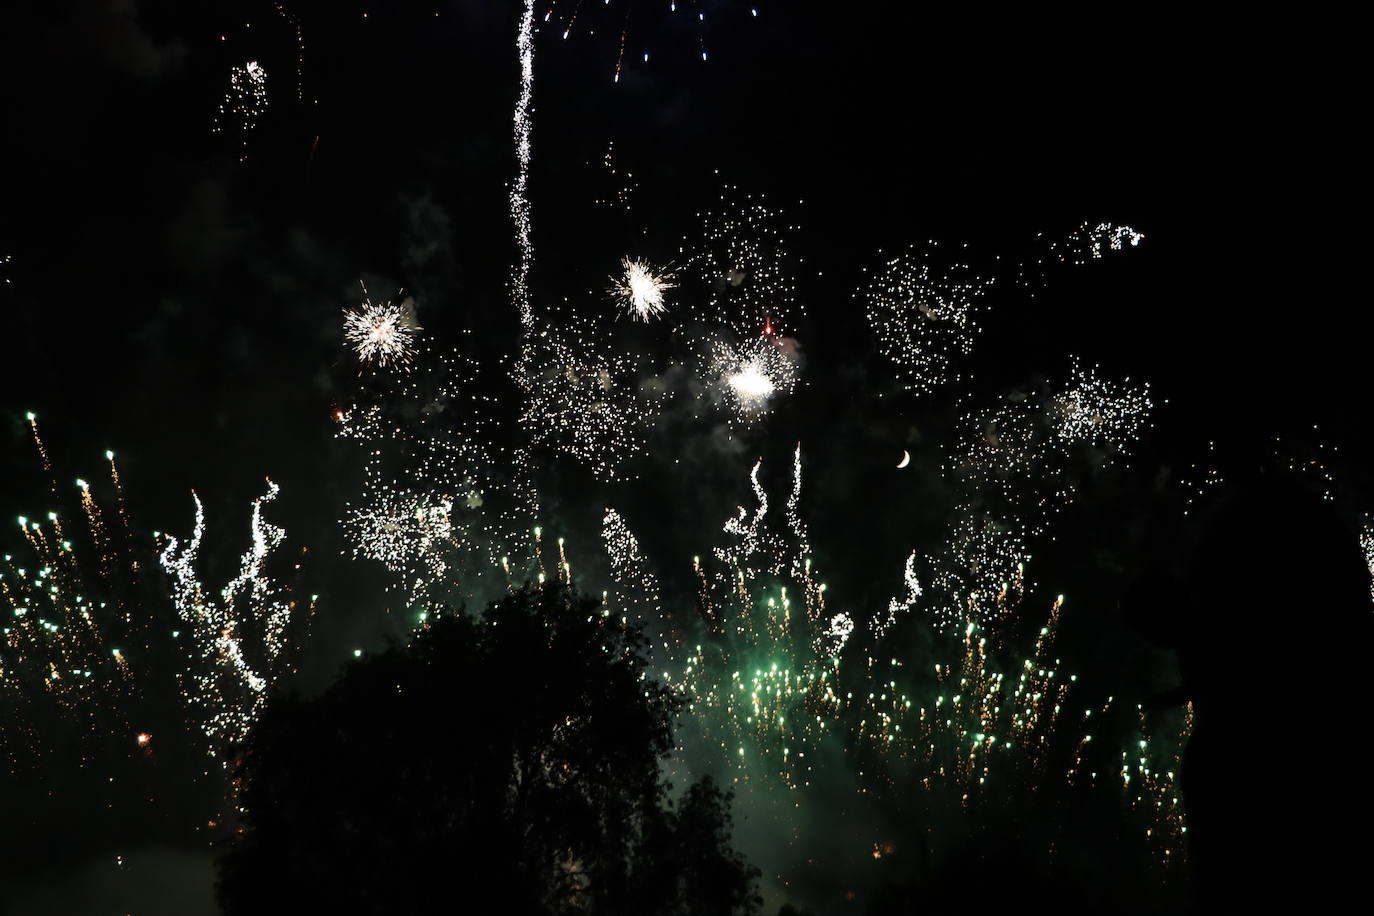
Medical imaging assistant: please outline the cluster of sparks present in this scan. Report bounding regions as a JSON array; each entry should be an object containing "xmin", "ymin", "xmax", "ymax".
[
  {"xmin": 861, "ymin": 243, "xmax": 995, "ymax": 396},
  {"xmin": 159, "ymin": 481, "xmax": 307, "ymax": 759},
  {"xmin": 610, "ymin": 256, "xmax": 675, "ymax": 321},
  {"xmin": 1054, "ymin": 222, "xmax": 1146, "ymax": 263},
  {"xmin": 711, "ymin": 334, "xmax": 796, "ymax": 416},
  {"xmin": 677, "ymin": 188, "xmax": 806, "ymax": 421},
  {"xmin": 2, "ymin": 417, "xmax": 314, "ymax": 826},
  {"xmin": 342, "ymin": 287, "xmax": 421, "ymax": 371},
  {"xmin": 336, "ymin": 347, "xmax": 515, "ymax": 609},
  {"xmin": 914, "ymin": 365, "xmax": 1154, "ymax": 629},
  {"xmin": 595, "ymin": 449, "xmax": 1191, "ymax": 884},
  {"xmin": 212, "ymin": 61, "xmax": 268, "ymax": 161}
]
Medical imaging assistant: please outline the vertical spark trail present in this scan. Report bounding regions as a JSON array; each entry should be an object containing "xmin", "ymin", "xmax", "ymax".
[
  {"xmin": 786, "ymin": 444, "xmax": 811, "ymax": 579},
  {"xmin": 512, "ymin": 0, "xmax": 536, "ymax": 359},
  {"xmin": 271, "ymin": 3, "xmax": 305, "ymax": 102},
  {"xmin": 510, "ymin": 0, "xmax": 542, "ymax": 534},
  {"xmin": 26, "ymin": 413, "xmax": 57, "ymax": 501}
]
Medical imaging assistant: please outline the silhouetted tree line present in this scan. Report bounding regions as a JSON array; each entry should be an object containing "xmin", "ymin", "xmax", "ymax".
[{"xmin": 218, "ymin": 585, "xmax": 761, "ymax": 915}]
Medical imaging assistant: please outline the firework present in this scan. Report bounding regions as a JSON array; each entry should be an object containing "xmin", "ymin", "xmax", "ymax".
[
  {"xmin": 512, "ymin": 0, "xmax": 537, "ymax": 357},
  {"xmin": 1052, "ymin": 358, "xmax": 1152, "ymax": 450},
  {"xmin": 159, "ymin": 480, "xmax": 306, "ymax": 759},
  {"xmin": 602, "ymin": 509, "xmax": 665, "ymax": 639},
  {"xmin": 212, "ymin": 61, "xmax": 268, "ymax": 161},
  {"xmin": 1016, "ymin": 222, "xmax": 1147, "ymax": 292},
  {"xmin": 918, "ymin": 363, "xmax": 1152, "ymax": 628},
  {"xmin": 521, "ymin": 329, "xmax": 668, "ymax": 479},
  {"xmin": 1, "ymin": 421, "xmax": 316, "ymax": 854},
  {"xmin": 342, "ymin": 491, "xmax": 454, "ymax": 607},
  {"xmin": 342, "ymin": 287, "xmax": 420, "ymax": 371},
  {"xmin": 685, "ymin": 187, "xmax": 804, "ymax": 340},
  {"xmin": 1055, "ymin": 222, "xmax": 1146, "ymax": 263},
  {"xmin": 708, "ymin": 334, "xmax": 798, "ymax": 418},
  {"xmin": 271, "ymin": 3, "xmax": 306, "ymax": 102},
  {"xmin": 610, "ymin": 256, "xmax": 675, "ymax": 321},
  {"xmin": 860, "ymin": 243, "xmax": 995, "ymax": 395},
  {"xmin": 336, "ymin": 345, "xmax": 521, "ymax": 606},
  {"xmin": 542, "ymin": 0, "xmax": 756, "ymax": 82}
]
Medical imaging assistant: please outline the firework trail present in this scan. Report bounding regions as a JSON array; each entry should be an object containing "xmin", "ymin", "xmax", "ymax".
[
  {"xmin": 159, "ymin": 480, "xmax": 306, "ymax": 760},
  {"xmin": 512, "ymin": 0, "xmax": 537, "ymax": 362},
  {"xmin": 2, "ymin": 423, "xmax": 316, "ymax": 845},
  {"xmin": 271, "ymin": 3, "xmax": 306, "ymax": 103}
]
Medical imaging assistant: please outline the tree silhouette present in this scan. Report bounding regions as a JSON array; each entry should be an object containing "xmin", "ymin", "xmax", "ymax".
[{"xmin": 217, "ymin": 585, "xmax": 760, "ymax": 915}]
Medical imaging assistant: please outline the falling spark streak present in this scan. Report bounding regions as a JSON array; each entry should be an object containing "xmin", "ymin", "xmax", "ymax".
[
  {"xmin": 508, "ymin": 0, "xmax": 544, "ymax": 534},
  {"xmin": 512, "ymin": 0, "xmax": 537, "ymax": 359}
]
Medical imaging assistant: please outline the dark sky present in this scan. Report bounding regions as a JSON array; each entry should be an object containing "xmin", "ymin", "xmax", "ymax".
[{"xmin": 0, "ymin": 1, "xmax": 1366, "ymax": 911}]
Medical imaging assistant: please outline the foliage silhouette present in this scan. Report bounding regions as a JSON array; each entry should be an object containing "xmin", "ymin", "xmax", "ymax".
[{"xmin": 218, "ymin": 584, "xmax": 760, "ymax": 915}]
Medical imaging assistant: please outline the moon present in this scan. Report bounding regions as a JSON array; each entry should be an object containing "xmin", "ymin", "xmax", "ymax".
[{"xmin": 896, "ymin": 450, "xmax": 910, "ymax": 469}]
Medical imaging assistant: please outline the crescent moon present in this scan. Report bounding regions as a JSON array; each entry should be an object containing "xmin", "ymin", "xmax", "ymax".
[{"xmin": 896, "ymin": 450, "xmax": 910, "ymax": 469}]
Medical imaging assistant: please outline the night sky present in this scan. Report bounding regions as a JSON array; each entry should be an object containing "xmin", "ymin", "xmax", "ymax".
[{"xmin": 1, "ymin": 3, "xmax": 1369, "ymax": 913}]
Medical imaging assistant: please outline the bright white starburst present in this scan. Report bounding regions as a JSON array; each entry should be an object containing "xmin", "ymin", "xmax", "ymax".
[
  {"xmin": 610, "ymin": 256, "xmax": 675, "ymax": 321},
  {"xmin": 343, "ymin": 292, "xmax": 419, "ymax": 371},
  {"xmin": 711, "ymin": 335, "xmax": 797, "ymax": 417}
]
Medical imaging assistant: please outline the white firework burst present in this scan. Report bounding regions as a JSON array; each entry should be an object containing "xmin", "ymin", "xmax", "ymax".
[
  {"xmin": 1052, "ymin": 359, "xmax": 1152, "ymax": 450},
  {"xmin": 860, "ymin": 243, "xmax": 995, "ymax": 396},
  {"xmin": 610, "ymin": 256, "xmax": 675, "ymax": 321},
  {"xmin": 343, "ymin": 492, "xmax": 453, "ymax": 576},
  {"xmin": 711, "ymin": 335, "xmax": 798, "ymax": 418},
  {"xmin": 343, "ymin": 291, "xmax": 420, "ymax": 371}
]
